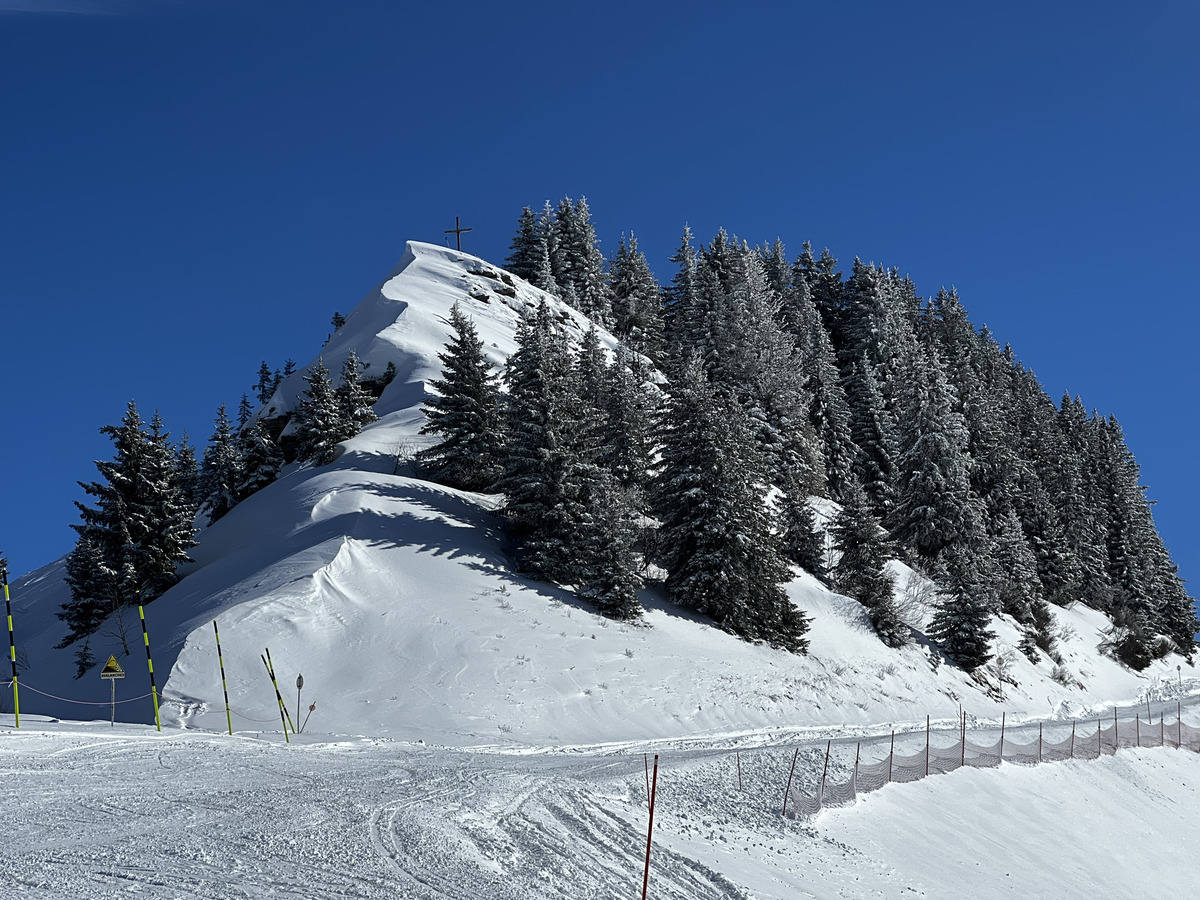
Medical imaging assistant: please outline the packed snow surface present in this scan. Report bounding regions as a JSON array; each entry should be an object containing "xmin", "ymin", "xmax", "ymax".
[
  {"xmin": 5, "ymin": 240, "xmax": 1198, "ymax": 896},
  {"xmin": 2, "ymin": 718, "xmax": 1198, "ymax": 899}
]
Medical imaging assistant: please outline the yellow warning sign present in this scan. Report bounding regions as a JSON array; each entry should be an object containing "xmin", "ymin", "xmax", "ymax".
[{"xmin": 100, "ymin": 655, "xmax": 126, "ymax": 679}]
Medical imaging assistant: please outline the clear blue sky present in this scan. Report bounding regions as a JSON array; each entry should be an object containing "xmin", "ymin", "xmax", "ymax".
[{"xmin": 2, "ymin": 0, "xmax": 1196, "ymax": 601}]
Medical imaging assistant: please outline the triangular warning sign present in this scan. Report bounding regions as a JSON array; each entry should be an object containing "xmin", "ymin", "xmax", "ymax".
[{"xmin": 100, "ymin": 655, "xmax": 125, "ymax": 679}]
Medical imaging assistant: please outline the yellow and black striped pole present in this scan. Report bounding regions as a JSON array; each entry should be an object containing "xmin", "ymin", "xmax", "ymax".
[
  {"xmin": 139, "ymin": 604, "xmax": 161, "ymax": 731},
  {"xmin": 3, "ymin": 567, "xmax": 20, "ymax": 728},
  {"xmin": 265, "ymin": 647, "xmax": 297, "ymax": 735},
  {"xmin": 213, "ymin": 620, "xmax": 232, "ymax": 736},
  {"xmin": 261, "ymin": 652, "xmax": 290, "ymax": 743}
]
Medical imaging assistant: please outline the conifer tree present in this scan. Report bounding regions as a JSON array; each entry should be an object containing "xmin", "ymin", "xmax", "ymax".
[
  {"xmin": 779, "ymin": 478, "xmax": 826, "ymax": 582},
  {"xmin": 831, "ymin": 482, "xmax": 903, "ymax": 646},
  {"xmin": 505, "ymin": 206, "xmax": 540, "ymax": 281},
  {"xmin": 577, "ymin": 476, "xmax": 644, "ymax": 620},
  {"xmin": 335, "ymin": 350, "xmax": 378, "ymax": 436},
  {"xmin": 59, "ymin": 402, "xmax": 195, "ymax": 667},
  {"xmin": 293, "ymin": 360, "xmax": 344, "ymax": 466},
  {"xmin": 609, "ymin": 234, "xmax": 665, "ymax": 360},
  {"xmin": 928, "ymin": 544, "xmax": 995, "ymax": 672},
  {"xmin": 656, "ymin": 357, "xmax": 808, "ymax": 652},
  {"xmin": 493, "ymin": 303, "xmax": 587, "ymax": 583},
  {"xmin": 199, "ymin": 404, "xmax": 242, "ymax": 524},
  {"xmin": 236, "ymin": 418, "xmax": 283, "ymax": 501},
  {"xmin": 173, "ymin": 432, "xmax": 201, "ymax": 508},
  {"xmin": 418, "ymin": 304, "xmax": 503, "ymax": 492},
  {"xmin": 254, "ymin": 361, "xmax": 275, "ymax": 405}
]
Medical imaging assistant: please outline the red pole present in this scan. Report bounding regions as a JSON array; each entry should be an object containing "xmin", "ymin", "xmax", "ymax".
[
  {"xmin": 960, "ymin": 710, "xmax": 966, "ymax": 769},
  {"xmin": 925, "ymin": 715, "xmax": 930, "ymax": 778},
  {"xmin": 782, "ymin": 748, "xmax": 800, "ymax": 817},
  {"xmin": 644, "ymin": 754, "xmax": 650, "ymax": 801},
  {"xmin": 641, "ymin": 754, "xmax": 659, "ymax": 900},
  {"xmin": 736, "ymin": 751, "xmax": 742, "ymax": 792},
  {"xmin": 888, "ymin": 731, "xmax": 895, "ymax": 783},
  {"xmin": 818, "ymin": 740, "xmax": 831, "ymax": 807}
]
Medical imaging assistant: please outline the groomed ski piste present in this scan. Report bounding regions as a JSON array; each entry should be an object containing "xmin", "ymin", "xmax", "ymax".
[{"xmin": 4, "ymin": 242, "xmax": 1198, "ymax": 898}]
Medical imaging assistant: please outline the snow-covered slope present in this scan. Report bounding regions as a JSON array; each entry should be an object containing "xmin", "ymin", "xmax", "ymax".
[{"xmin": 8, "ymin": 241, "xmax": 1198, "ymax": 749}]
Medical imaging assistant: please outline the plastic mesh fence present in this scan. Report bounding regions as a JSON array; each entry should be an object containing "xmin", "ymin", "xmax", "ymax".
[{"xmin": 785, "ymin": 712, "xmax": 1200, "ymax": 819}]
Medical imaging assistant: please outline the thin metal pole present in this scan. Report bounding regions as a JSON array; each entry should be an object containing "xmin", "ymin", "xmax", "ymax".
[
  {"xmin": 110, "ymin": 678, "xmax": 115, "ymax": 728},
  {"xmin": 925, "ymin": 715, "xmax": 930, "ymax": 778},
  {"xmin": 1038, "ymin": 722, "xmax": 1043, "ymax": 763},
  {"xmin": 213, "ymin": 621, "xmax": 232, "ymax": 735},
  {"xmin": 960, "ymin": 710, "xmax": 966, "ymax": 769},
  {"xmin": 782, "ymin": 748, "xmax": 799, "ymax": 817},
  {"xmin": 818, "ymin": 740, "xmax": 831, "ymax": 807},
  {"xmin": 1113, "ymin": 707, "xmax": 1118, "ymax": 751},
  {"xmin": 1070, "ymin": 720, "xmax": 1075, "ymax": 759},
  {"xmin": 736, "ymin": 751, "xmax": 742, "ymax": 792},
  {"xmin": 853, "ymin": 743, "xmax": 861, "ymax": 791},
  {"xmin": 888, "ymin": 731, "xmax": 895, "ymax": 783},
  {"xmin": 3, "ymin": 568, "xmax": 19, "ymax": 728},
  {"xmin": 139, "ymin": 604, "xmax": 161, "ymax": 731},
  {"xmin": 999, "ymin": 713, "xmax": 1005, "ymax": 763},
  {"xmin": 641, "ymin": 754, "xmax": 658, "ymax": 900},
  {"xmin": 644, "ymin": 753, "xmax": 650, "ymax": 800},
  {"xmin": 1098, "ymin": 719, "xmax": 1102, "ymax": 757},
  {"xmin": 1136, "ymin": 715, "xmax": 1140, "ymax": 748}
]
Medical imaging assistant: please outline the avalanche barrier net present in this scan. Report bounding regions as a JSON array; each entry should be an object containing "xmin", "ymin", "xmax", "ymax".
[{"xmin": 785, "ymin": 699, "xmax": 1200, "ymax": 819}]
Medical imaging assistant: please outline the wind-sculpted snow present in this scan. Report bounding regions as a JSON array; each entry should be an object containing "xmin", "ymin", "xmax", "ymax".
[{"xmin": 7, "ymin": 239, "xmax": 1200, "ymax": 750}]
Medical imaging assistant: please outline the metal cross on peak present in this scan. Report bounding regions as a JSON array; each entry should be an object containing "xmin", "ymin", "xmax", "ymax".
[{"xmin": 444, "ymin": 216, "xmax": 472, "ymax": 251}]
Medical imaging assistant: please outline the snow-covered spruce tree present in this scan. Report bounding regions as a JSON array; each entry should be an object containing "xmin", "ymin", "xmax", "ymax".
[
  {"xmin": 928, "ymin": 544, "xmax": 995, "ymax": 672},
  {"xmin": 552, "ymin": 196, "xmax": 609, "ymax": 328},
  {"xmin": 609, "ymin": 234, "xmax": 664, "ymax": 361},
  {"xmin": 504, "ymin": 206, "xmax": 540, "ymax": 282},
  {"xmin": 577, "ymin": 476, "xmax": 644, "ymax": 620},
  {"xmin": 779, "ymin": 475, "xmax": 826, "ymax": 582},
  {"xmin": 886, "ymin": 342, "xmax": 980, "ymax": 569},
  {"xmin": 199, "ymin": 403, "xmax": 242, "ymax": 525},
  {"xmin": 662, "ymin": 226, "xmax": 697, "ymax": 335},
  {"xmin": 531, "ymin": 201, "xmax": 559, "ymax": 295},
  {"xmin": 335, "ymin": 350, "xmax": 378, "ymax": 437},
  {"xmin": 493, "ymin": 302, "xmax": 587, "ymax": 584},
  {"xmin": 293, "ymin": 359, "xmax": 344, "ymax": 466},
  {"xmin": 173, "ymin": 431, "xmax": 201, "ymax": 508},
  {"xmin": 600, "ymin": 346, "xmax": 660, "ymax": 497},
  {"xmin": 235, "ymin": 418, "xmax": 283, "ymax": 502},
  {"xmin": 418, "ymin": 304, "xmax": 503, "ymax": 492},
  {"xmin": 59, "ymin": 402, "xmax": 195, "ymax": 670},
  {"xmin": 236, "ymin": 393, "xmax": 254, "ymax": 429},
  {"xmin": 254, "ymin": 360, "xmax": 275, "ymax": 405},
  {"xmin": 655, "ymin": 356, "xmax": 809, "ymax": 652},
  {"xmin": 830, "ymin": 481, "xmax": 904, "ymax": 646}
]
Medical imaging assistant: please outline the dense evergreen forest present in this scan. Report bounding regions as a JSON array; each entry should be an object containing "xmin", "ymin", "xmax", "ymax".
[{"xmin": 56, "ymin": 198, "xmax": 1197, "ymax": 679}]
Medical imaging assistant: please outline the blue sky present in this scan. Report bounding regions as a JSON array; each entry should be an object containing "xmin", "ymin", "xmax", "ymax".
[{"xmin": 1, "ymin": 0, "xmax": 1196, "ymax": 599}]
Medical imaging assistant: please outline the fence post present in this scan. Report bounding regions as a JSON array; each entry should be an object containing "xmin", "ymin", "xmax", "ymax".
[
  {"xmin": 1070, "ymin": 720, "xmax": 1076, "ymax": 759},
  {"xmin": 925, "ymin": 715, "xmax": 930, "ymax": 778},
  {"xmin": 999, "ymin": 712, "xmax": 1005, "ymax": 764},
  {"xmin": 641, "ymin": 754, "xmax": 659, "ymax": 900},
  {"xmin": 736, "ymin": 751, "xmax": 742, "ymax": 792},
  {"xmin": 818, "ymin": 740, "xmax": 831, "ymax": 807},
  {"xmin": 854, "ymin": 742, "xmax": 861, "ymax": 792},
  {"xmin": 1136, "ymin": 715, "xmax": 1140, "ymax": 748},
  {"xmin": 1113, "ymin": 707, "xmax": 1118, "ymax": 751},
  {"xmin": 1038, "ymin": 722, "xmax": 1043, "ymax": 763},
  {"xmin": 888, "ymin": 731, "xmax": 894, "ymax": 783},
  {"xmin": 1097, "ymin": 719, "xmax": 1102, "ymax": 757},
  {"xmin": 1161, "ymin": 713, "xmax": 1164, "ymax": 748},
  {"xmin": 1180, "ymin": 701, "xmax": 1184, "ymax": 749},
  {"xmin": 781, "ymin": 748, "xmax": 799, "ymax": 818}
]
